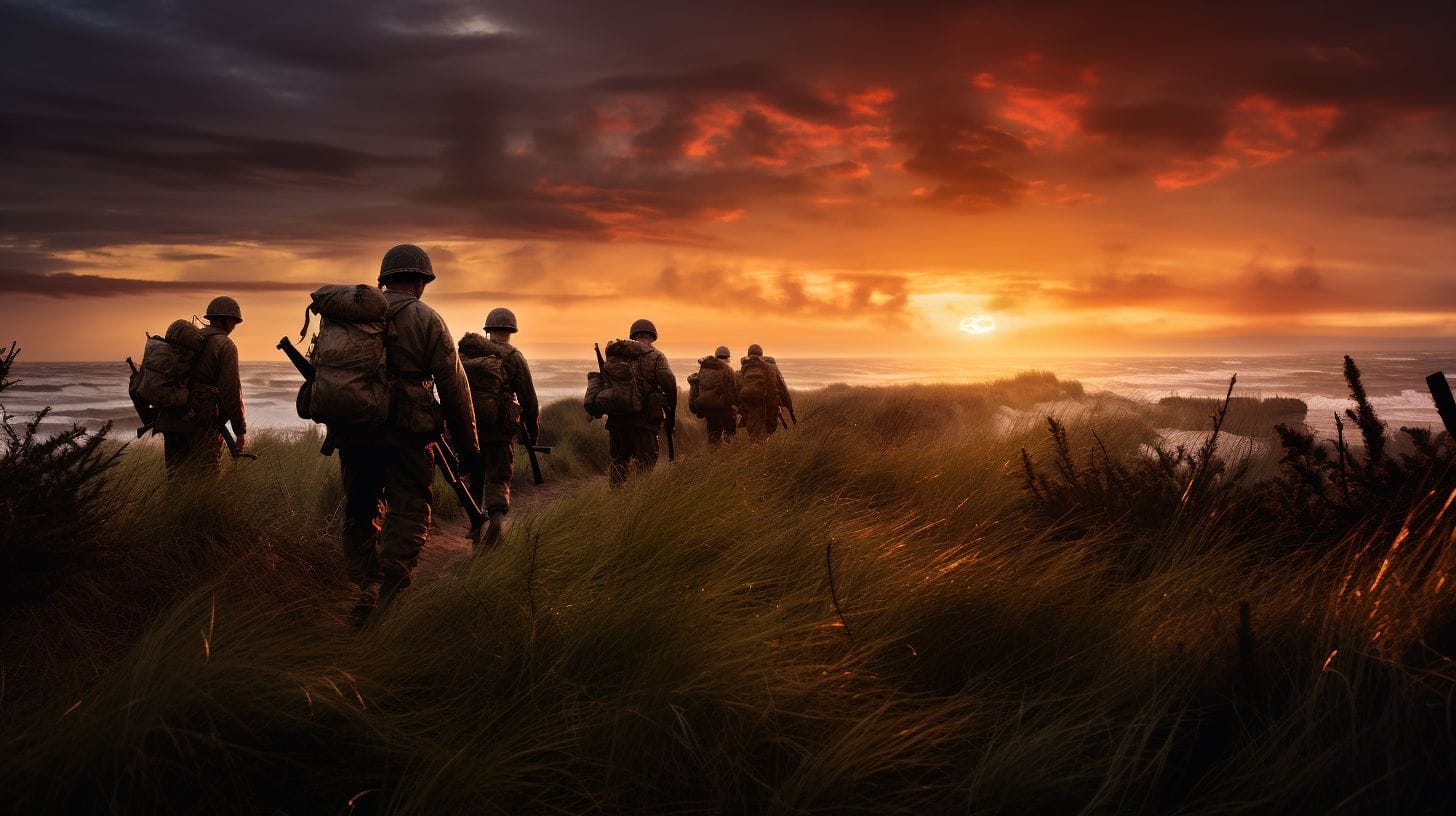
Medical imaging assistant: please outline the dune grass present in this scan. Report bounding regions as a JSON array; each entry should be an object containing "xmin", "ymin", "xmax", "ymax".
[{"xmin": 2, "ymin": 371, "xmax": 1455, "ymax": 813}]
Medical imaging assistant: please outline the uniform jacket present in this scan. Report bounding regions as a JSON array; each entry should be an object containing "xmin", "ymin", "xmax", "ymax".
[
  {"xmin": 332, "ymin": 290, "xmax": 478, "ymax": 455},
  {"xmin": 156, "ymin": 325, "xmax": 245, "ymax": 435},
  {"xmin": 605, "ymin": 345, "xmax": 677, "ymax": 431}
]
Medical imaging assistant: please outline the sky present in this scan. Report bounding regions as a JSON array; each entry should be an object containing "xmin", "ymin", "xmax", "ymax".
[{"xmin": 1, "ymin": 0, "xmax": 1454, "ymax": 362}]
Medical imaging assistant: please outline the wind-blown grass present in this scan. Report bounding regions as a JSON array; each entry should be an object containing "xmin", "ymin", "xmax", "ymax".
[{"xmin": 2, "ymin": 370, "xmax": 1454, "ymax": 813}]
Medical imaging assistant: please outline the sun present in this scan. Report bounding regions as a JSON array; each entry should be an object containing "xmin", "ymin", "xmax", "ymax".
[{"xmin": 959, "ymin": 315, "xmax": 996, "ymax": 335}]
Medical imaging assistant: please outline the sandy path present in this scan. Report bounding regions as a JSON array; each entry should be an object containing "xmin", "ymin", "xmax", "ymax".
[{"xmin": 416, "ymin": 478, "xmax": 579, "ymax": 580}]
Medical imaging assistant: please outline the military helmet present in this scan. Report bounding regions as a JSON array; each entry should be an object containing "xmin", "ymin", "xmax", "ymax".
[
  {"xmin": 714, "ymin": 345, "xmax": 730, "ymax": 359},
  {"xmin": 378, "ymin": 244, "xmax": 435, "ymax": 283},
  {"xmin": 629, "ymin": 318, "xmax": 658, "ymax": 340},
  {"xmin": 747, "ymin": 343, "xmax": 764, "ymax": 356},
  {"xmin": 485, "ymin": 307, "xmax": 518, "ymax": 333},
  {"xmin": 204, "ymin": 295, "xmax": 243, "ymax": 323}
]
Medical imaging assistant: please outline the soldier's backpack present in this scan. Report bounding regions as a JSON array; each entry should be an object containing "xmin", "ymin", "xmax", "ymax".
[
  {"xmin": 594, "ymin": 339, "xmax": 649, "ymax": 417},
  {"xmin": 458, "ymin": 332, "xmax": 516, "ymax": 431},
  {"xmin": 303, "ymin": 284, "xmax": 391, "ymax": 427},
  {"xmin": 693, "ymin": 357, "xmax": 733, "ymax": 412},
  {"xmin": 133, "ymin": 319, "xmax": 205, "ymax": 408},
  {"xmin": 738, "ymin": 355, "xmax": 774, "ymax": 406}
]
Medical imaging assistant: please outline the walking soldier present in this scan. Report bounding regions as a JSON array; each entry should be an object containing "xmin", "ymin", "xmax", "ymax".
[{"xmin": 458, "ymin": 307, "xmax": 539, "ymax": 549}]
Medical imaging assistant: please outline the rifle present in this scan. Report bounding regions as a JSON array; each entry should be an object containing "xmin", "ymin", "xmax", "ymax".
[
  {"xmin": 279, "ymin": 336, "xmax": 482, "ymax": 525},
  {"xmin": 778, "ymin": 409, "xmax": 788, "ymax": 430},
  {"xmin": 594, "ymin": 342, "xmax": 606, "ymax": 374},
  {"xmin": 787, "ymin": 404, "xmax": 798, "ymax": 425},
  {"xmin": 434, "ymin": 432, "xmax": 486, "ymax": 528},
  {"xmin": 664, "ymin": 404, "xmax": 676, "ymax": 462},
  {"xmin": 519, "ymin": 425, "xmax": 551, "ymax": 486}
]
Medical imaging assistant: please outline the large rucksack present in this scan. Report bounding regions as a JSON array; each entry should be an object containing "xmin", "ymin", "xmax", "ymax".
[
  {"xmin": 458, "ymin": 332, "xmax": 517, "ymax": 431},
  {"xmin": 738, "ymin": 356, "xmax": 775, "ymax": 406},
  {"xmin": 133, "ymin": 319, "xmax": 205, "ymax": 409},
  {"xmin": 592, "ymin": 339, "xmax": 650, "ymax": 417},
  {"xmin": 303, "ymin": 284, "xmax": 391, "ymax": 427},
  {"xmin": 692, "ymin": 357, "xmax": 734, "ymax": 412}
]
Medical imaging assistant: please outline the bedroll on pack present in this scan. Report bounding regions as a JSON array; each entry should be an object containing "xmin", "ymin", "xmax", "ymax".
[
  {"xmin": 305, "ymin": 284, "xmax": 391, "ymax": 427},
  {"xmin": 459, "ymin": 332, "xmax": 517, "ymax": 431},
  {"xmin": 739, "ymin": 356, "xmax": 773, "ymax": 405},
  {"xmin": 134, "ymin": 319, "xmax": 205, "ymax": 408},
  {"xmin": 694, "ymin": 357, "xmax": 733, "ymax": 412},
  {"xmin": 595, "ymin": 339, "xmax": 649, "ymax": 416}
]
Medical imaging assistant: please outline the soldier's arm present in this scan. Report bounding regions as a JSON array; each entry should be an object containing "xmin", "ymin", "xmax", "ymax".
[
  {"xmin": 218, "ymin": 338, "xmax": 246, "ymax": 435},
  {"xmin": 515, "ymin": 352, "xmax": 540, "ymax": 441},
  {"xmin": 424, "ymin": 309, "xmax": 479, "ymax": 457},
  {"xmin": 656, "ymin": 355, "xmax": 678, "ymax": 416}
]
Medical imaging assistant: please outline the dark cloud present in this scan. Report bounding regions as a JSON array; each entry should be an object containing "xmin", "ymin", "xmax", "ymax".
[
  {"xmin": 1081, "ymin": 101, "xmax": 1228, "ymax": 155},
  {"xmin": 1, "ymin": 0, "xmax": 1454, "ymax": 285},
  {"xmin": 0, "ymin": 271, "xmax": 304, "ymax": 298}
]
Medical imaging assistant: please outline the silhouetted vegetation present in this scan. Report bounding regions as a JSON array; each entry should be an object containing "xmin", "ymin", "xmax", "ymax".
[
  {"xmin": 3, "ymin": 366, "xmax": 1454, "ymax": 813},
  {"xmin": 0, "ymin": 342, "xmax": 123, "ymax": 606}
]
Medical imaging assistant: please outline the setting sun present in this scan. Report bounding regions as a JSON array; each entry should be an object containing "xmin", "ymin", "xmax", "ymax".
[{"xmin": 960, "ymin": 315, "xmax": 997, "ymax": 335}]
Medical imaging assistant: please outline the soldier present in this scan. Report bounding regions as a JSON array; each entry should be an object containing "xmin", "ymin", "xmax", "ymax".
[
  {"xmin": 333, "ymin": 244, "xmax": 478, "ymax": 624},
  {"xmin": 155, "ymin": 296, "xmax": 246, "ymax": 475},
  {"xmin": 689, "ymin": 345, "xmax": 740, "ymax": 447},
  {"xmin": 458, "ymin": 307, "xmax": 539, "ymax": 550},
  {"xmin": 605, "ymin": 318, "xmax": 676, "ymax": 484},
  {"xmin": 738, "ymin": 343, "xmax": 792, "ymax": 442}
]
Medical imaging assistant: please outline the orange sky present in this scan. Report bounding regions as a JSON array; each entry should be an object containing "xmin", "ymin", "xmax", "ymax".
[{"xmin": 2, "ymin": 2, "xmax": 1454, "ymax": 361}]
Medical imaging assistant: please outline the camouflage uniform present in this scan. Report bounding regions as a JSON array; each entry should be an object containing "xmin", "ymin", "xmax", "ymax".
[
  {"xmin": 330, "ymin": 290, "xmax": 477, "ymax": 592},
  {"xmin": 739, "ymin": 355, "xmax": 791, "ymax": 441},
  {"xmin": 459, "ymin": 334, "xmax": 538, "ymax": 516},
  {"xmin": 605, "ymin": 347, "xmax": 676, "ymax": 484},
  {"xmin": 690, "ymin": 355, "xmax": 740, "ymax": 447},
  {"xmin": 155, "ymin": 325, "xmax": 245, "ymax": 475}
]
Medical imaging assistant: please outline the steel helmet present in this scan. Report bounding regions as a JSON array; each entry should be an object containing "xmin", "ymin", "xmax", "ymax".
[
  {"xmin": 714, "ymin": 345, "xmax": 730, "ymax": 359},
  {"xmin": 204, "ymin": 295, "xmax": 243, "ymax": 323},
  {"xmin": 747, "ymin": 343, "xmax": 764, "ymax": 356},
  {"xmin": 485, "ymin": 307, "xmax": 518, "ymax": 333},
  {"xmin": 378, "ymin": 244, "xmax": 435, "ymax": 283},
  {"xmin": 629, "ymin": 318, "xmax": 658, "ymax": 340}
]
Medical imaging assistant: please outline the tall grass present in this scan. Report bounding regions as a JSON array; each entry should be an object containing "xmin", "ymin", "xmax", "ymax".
[{"xmin": 2, "ymin": 371, "xmax": 1454, "ymax": 813}]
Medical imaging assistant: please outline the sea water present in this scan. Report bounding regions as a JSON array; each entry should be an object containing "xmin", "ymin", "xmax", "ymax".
[{"xmin": 5, "ymin": 352, "xmax": 1453, "ymax": 439}]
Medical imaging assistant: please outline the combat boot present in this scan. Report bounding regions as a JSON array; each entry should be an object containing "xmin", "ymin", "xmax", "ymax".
[
  {"xmin": 480, "ymin": 510, "xmax": 507, "ymax": 551},
  {"xmin": 349, "ymin": 582, "xmax": 379, "ymax": 628},
  {"xmin": 375, "ymin": 566, "xmax": 413, "ymax": 615}
]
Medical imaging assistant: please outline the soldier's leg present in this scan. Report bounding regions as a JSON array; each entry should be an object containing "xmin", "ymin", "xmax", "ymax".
[
  {"xmin": 377, "ymin": 444, "xmax": 434, "ymax": 596},
  {"xmin": 195, "ymin": 431, "xmax": 223, "ymax": 475},
  {"xmin": 608, "ymin": 427, "xmax": 631, "ymax": 485},
  {"xmin": 162, "ymin": 432, "xmax": 189, "ymax": 476},
  {"xmin": 338, "ymin": 447, "xmax": 386, "ymax": 589},
  {"xmin": 481, "ymin": 441, "xmax": 513, "ymax": 514},
  {"xmin": 722, "ymin": 409, "xmax": 737, "ymax": 442},
  {"xmin": 632, "ymin": 428, "xmax": 660, "ymax": 474},
  {"xmin": 480, "ymin": 441, "xmax": 513, "ymax": 548},
  {"xmin": 705, "ymin": 413, "xmax": 724, "ymax": 447},
  {"xmin": 765, "ymin": 407, "xmax": 780, "ymax": 436}
]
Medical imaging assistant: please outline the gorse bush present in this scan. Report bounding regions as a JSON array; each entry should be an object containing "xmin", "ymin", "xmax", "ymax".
[
  {"xmin": 2, "ymin": 369, "xmax": 1454, "ymax": 813},
  {"xmin": 0, "ymin": 342, "xmax": 123, "ymax": 606}
]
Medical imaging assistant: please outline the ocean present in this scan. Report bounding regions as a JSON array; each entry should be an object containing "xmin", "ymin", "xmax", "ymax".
[{"xmin": 5, "ymin": 352, "xmax": 1454, "ymax": 439}]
